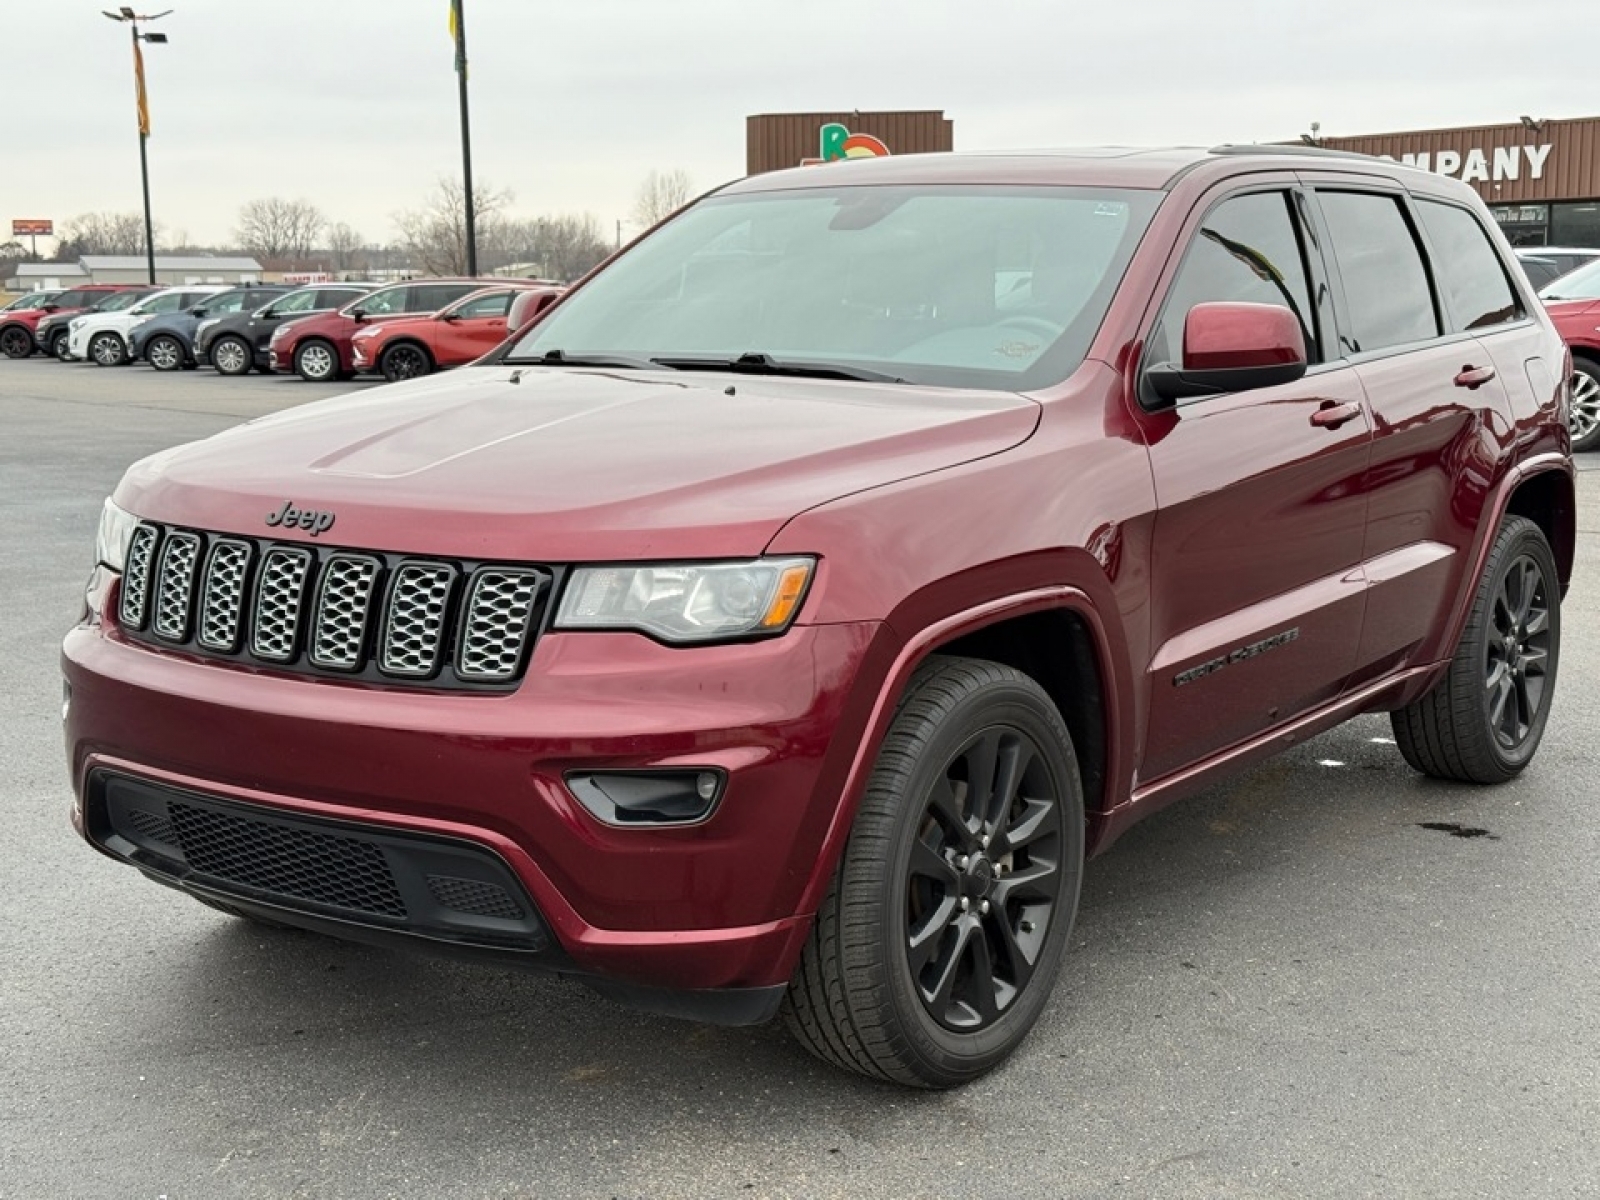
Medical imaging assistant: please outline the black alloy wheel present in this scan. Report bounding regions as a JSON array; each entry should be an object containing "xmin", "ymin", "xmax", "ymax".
[
  {"xmin": 1392, "ymin": 515, "xmax": 1561, "ymax": 782},
  {"xmin": 380, "ymin": 342, "xmax": 432, "ymax": 382},
  {"xmin": 0, "ymin": 326, "xmax": 32, "ymax": 358},
  {"xmin": 146, "ymin": 335, "xmax": 184, "ymax": 371},
  {"xmin": 294, "ymin": 339, "xmax": 338, "ymax": 382},
  {"xmin": 211, "ymin": 335, "xmax": 252, "ymax": 376},
  {"xmin": 784, "ymin": 656, "xmax": 1085, "ymax": 1088},
  {"xmin": 89, "ymin": 331, "xmax": 127, "ymax": 367}
]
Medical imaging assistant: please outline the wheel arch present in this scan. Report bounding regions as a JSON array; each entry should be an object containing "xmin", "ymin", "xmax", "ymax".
[{"xmin": 1502, "ymin": 462, "xmax": 1576, "ymax": 597}]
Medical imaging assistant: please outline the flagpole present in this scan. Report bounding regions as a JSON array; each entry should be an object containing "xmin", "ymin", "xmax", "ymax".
[
  {"xmin": 452, "ymin": 0, "xmax": 477, "ymax": 276},
  {"xmin": 134, "ymin": 27, "xmax": 156, "ymax": 285}
]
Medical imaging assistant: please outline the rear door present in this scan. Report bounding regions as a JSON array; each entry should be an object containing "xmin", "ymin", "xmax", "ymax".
[
  {"xmin": 1139, "ymin": 183, "xmax": 1373, "ymax": 784},
  {"xmin": 1305, "ymin": 182, "xmax": 1521, "ymax": 685}
]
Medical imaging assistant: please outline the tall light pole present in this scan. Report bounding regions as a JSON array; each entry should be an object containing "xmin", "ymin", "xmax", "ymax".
[
  {"xmin": 103, "ymin": 7, "xmax": 170, "ymax": 285},
  {"xmin": 448, "ymin": 0, "xmax": 477, "ymax": 276}
]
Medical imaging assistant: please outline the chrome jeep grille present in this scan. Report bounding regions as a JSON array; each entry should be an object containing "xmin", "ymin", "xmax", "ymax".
[{"xmin": 119, "ymin": 523, "xmax": 553, "ymax": 689}]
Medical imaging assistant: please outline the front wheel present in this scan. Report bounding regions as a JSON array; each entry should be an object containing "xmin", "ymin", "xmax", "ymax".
[
  {"xmin": 50, "ymin": 330, "xmax": 71, "ymax": 361},
  {"xmin": 380, "ymin": 342, "xmax": 433, "ymax": 382},
  {"xmin": 89, "ymin": 331, "xmax": 127, "ymax": 366},
  {"xmin": 783, "ymin": 656, "xmax": 1084, "ymax": 1088},
  {"xmin": 1392, "ymin": 515, "xmax": 1561, "ymax": 782},
  {"xmin": 293, "ymin": 338, "xmax": 338, "ymax": 382},
  {"xmin": 146, "ymin": 334, "xmax": 184, "ymax": 371},
  {"xmin": 1568, "ymin": 360, "xmax": 1600, "ymax": 453},
  {"xmin": 0, "ymin": 325, "xmax": 31, "ymax": 358},
  {"xmin": 211, "ymin": 335, "xmax": 253, "ymax": 376}
]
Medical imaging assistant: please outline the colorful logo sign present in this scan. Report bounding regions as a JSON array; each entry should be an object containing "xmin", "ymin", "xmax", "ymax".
[
  {"xmin": 12, "ymin": 219, "xmax": 53, "ymax": 236},
  {"xmin": 802, "ymin": 123, "xmax": 891, "ymax": 166}
]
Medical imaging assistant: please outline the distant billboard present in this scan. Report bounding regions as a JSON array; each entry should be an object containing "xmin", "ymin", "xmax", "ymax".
[{"xmin": 12, "ymin": 219, "xmax": 53, "ymax": 236}]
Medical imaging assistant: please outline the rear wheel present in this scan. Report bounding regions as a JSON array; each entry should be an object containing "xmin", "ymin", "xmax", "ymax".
[
  {"xmin": 1568, "ymin": 359, "xmax": 1600, "ymax": 452},
  {"xmin": 1392, "ymin": 515, "xmax": 1561, "ymax": 782},
  {"xmin": 89, "ymin": 331, "xmax": 127, "ymax": 366},
  {"xmin": 293, "ymin": 338, "xmax": 338, "ymax": 382},
  {"xmin": 783, "ymin": 656, "xmax": 1084, "ymax": 1088},
  {"xmin": 380, "ymin": 341, "xmax": 433, "ymax": 382},
  {"xmin": 0, "ymin": 325, "xmax": 32, "ymax": 358},
  {"xmin": 211, "ymin": 334, "xmax": 252, "ymax": 376},
  {"xmin": 146, "ymin": 334, "xmax": 184, "ymax": 371}
]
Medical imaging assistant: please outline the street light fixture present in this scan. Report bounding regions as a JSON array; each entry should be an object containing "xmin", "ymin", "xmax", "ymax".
[{"xmin": 103, "ymin": 7, "xmax": 172, "ymax": 285}]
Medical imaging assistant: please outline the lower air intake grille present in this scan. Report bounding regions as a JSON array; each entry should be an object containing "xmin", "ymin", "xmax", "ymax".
[
  {"xmin": 426, "ymin": 874, "xmax": 525, "ymax": 920},
  {"xmin": 167, "ymin": 800, "xmax": 408, "ymax": 918}
]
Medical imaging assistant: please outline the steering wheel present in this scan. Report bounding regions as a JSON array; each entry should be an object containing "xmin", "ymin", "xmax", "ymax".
[{"xmin": 996, "ymin": 316, "xmax": 1062, "ymax": 339}]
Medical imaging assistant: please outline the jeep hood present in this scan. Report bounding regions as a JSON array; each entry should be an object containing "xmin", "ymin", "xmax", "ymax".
[{"xmin": 117, "ymin": 366, "xmax": 1039, "ymax": 561}]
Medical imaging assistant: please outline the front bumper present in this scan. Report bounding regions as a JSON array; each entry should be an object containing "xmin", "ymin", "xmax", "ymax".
[{"xmin": 63, "ymin": 611, "xmax": 884, "ymax": 1013}]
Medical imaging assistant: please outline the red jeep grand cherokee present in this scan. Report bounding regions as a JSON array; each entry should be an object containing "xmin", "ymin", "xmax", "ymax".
[{"xmin": 64, "ymin": 147, "xmax": 1574, "ymax": 1088}]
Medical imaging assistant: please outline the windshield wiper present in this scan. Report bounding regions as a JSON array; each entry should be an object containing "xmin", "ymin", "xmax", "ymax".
[
  {"xmin": 652, "ymin": 351, "xmax": 904, "ymax": 384},
  {"xmin": 502, "ymin": 348, "xmax": 662, "ymax": 370}
]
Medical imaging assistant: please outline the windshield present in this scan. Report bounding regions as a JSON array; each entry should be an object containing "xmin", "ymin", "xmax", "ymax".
[
  {"xmin": 1538, "ymin": 256, "xmax": 1600, "ymax": 300},
  {"xmin": 3, "ymin": 292, "xmax": 56, "ymax": 311},
  {"xmin": 503, "ymin": 184, "xmax": 1161, "ymax": 389}
]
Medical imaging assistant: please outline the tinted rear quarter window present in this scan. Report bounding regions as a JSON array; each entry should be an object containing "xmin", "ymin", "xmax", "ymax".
[
  {"xmin": 1415, "ymin": 199, "xmax": 1520, "ymax": 331},
  {"xmin": 1317, "ymin": 191, "xmax": 1439, "ymax": 354}
]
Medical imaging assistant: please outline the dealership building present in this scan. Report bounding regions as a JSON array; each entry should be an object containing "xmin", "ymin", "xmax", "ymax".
[{"xmin": 1313, "ymin": 115, "xmax": 1600, "ymax": 247}]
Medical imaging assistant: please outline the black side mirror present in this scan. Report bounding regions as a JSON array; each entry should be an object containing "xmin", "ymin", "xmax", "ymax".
[
  {"xmin": 350, "ymin": 309, "xmax": 366, "ymax": 323},
  {"xmin": 41, "ymin": 304, "xmax": 59, "ymax": 313}
]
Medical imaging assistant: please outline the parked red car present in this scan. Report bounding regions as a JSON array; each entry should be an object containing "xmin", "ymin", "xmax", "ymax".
[
  {"xmin": 0, "ymin": 284, "xmax": 145, "ymax": 358},
  {"xmin": 65, "ymin": 147, "xmax": 1573, "ymax": 1088},
  {"xmin": 268, "ymin": 279, "xmax": 487, "ymax": 382},
  {"xmin": 1535, "ymin": 257, "xmax": 1600, "ymax": 451},
  {"xmin": 350, "ymin": 285, "xmax": 564, "ymax": 381}
]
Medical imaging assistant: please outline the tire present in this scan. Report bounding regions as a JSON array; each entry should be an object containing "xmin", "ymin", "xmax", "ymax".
[
  {"xmin": 89, "ymin": 331, "xmax": 127, "ymax": 367},
  {"xmin": 192, "ymin": 893, "xmax": 299, "ymax": 931},
  {"xmin": 380, "ymin": 341, "xmax": 433, "ymax": 382},
  {"xmin": 211, "ymin": 334, "xmax": 253, "ymax": 376},
  {"xmin": 1568, "ymin": 359, "xmax": 1600, "ymax": 453},
  {"xmin": 293, "ymin": 338, "xmax": 338, "ymax": 382},
  {"xmin": 1391, "ymin": 515, "xmax": 1561, "ymax": 783},
  {"xmin": 783, "ymin": 655, "xmax": 1085, "ymax": 1088},
  {"xmin": 0, "ymin": 324, "xmax": 32, "ymax": 358},
  {"xmin": 146, "ymin": 334, "xmax": 185, "ymax": 371},
  {"xmin": 49, "ymin": 329, "xmax": 71, "ymax": 361}
]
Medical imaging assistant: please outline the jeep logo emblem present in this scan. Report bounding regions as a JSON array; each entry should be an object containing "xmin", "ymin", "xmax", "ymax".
[{"xmin": 265, "ymin": 500, "xmax": 336, "ymax": 536}]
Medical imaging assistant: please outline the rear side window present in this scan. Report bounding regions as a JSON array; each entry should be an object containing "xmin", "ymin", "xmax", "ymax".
[
  {"xmin": 410, "ymin": 283, "xmax": 479, "ymax": 312},
  {"xmin": 1148, "ymin": 190, "xmax": 1319, "ymax": 370},
  {"xmin": 1415, "ymin": 200, "xmax": 1520, "ymax": 331},
  {"xmin": 317, "ymin": 288, "xmax": 366, "ymax": 309},
  {"xmin": 1317, "ymin": 191, "xmax": 1439, "ymax": 354}
]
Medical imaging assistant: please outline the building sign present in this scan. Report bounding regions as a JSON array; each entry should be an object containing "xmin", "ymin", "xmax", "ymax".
[
  {"xmin": 1376, "ymin": 143, "xmax": 1553, "ymax": 184},
  {"xmin": 801, "ymin": 123, "xmax": 891, "ymax": 166},
  {"xmin": 281, "ymin": 271, "xmax": 333, "ymax": 284},
  {"xmin": 12, "ymin": 219, "xmax": 53, "ymax": 236}
]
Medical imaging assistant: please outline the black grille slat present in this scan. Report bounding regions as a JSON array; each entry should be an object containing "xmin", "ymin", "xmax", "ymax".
[
  {"xmin": 121, "ymin": 522, "xmax": 550, "ymax": 689},
  {"xmin": 168, "ymin": 801, "xmax": 407, "ymax": 917}
]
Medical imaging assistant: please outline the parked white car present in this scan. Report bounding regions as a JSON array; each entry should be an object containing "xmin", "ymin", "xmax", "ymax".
[{"xmin": 65, "ymin": 286, "xmax": 231, "ymax": 366}]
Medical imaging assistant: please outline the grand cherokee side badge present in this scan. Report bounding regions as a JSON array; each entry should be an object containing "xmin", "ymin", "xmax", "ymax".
[
  {"xmin": 1174, "ymin": 627, "xmax": 1299, "ymax": 687},
  {"xmin": 265, "ymin": 500, "xmax": 336, "ymax": 536}
]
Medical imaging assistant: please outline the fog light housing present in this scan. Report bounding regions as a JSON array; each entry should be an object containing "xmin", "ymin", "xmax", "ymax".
[{"xmin": 566, "ymin": 770, "xmax": 725, "ymax": 827}]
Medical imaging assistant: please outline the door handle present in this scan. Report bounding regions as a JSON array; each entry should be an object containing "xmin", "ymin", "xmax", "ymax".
[
  {"xmin": 1310, "ymin": 400, "xmax": 1362, "ymax": 429},
  {"xmin": 1454, "ymin": 364, "xmax": 1496, "ymax": 389}
]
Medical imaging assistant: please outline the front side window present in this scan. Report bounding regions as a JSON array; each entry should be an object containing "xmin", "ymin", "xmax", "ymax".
[
  {"xmin": 505, "ymin": 184, "xmax": 1161, "ymax": 389},
  {"xmin": 454, "ymin": 290, "xmax": 513, "ymax": 318},
  {"xmin": 135, "ymin": 292, "xmax": 186, "ymax": 316},
  {"xmin": 354, "ymin": 288, "xmax": 405, "ymax": 316},
  {"xmin": 266, "ymin": 289, "xmax": 321, "ymax": 316},
  {"xmin": 201, "ymin": 291, "xmax": 254, "ymax": 315},
  {"xmin": 1317, "ymin": 191, "xmax": 1440, "ymax": 354},
  {"xmin": 99, "ymin": 292, "xmax": 148, "ymax": 312},
  {"xmin": 1415, "ymin": 200, "xmax": 1520, "ymax": 331},
  {"xmin": 1146, "ymin": 190, "xmax": 1319, "ymax": 371}
]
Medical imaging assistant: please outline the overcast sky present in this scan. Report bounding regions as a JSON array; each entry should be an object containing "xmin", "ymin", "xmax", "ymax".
[{"xmin": 6, "ymin": 0, "xmax": 1593, "ymax": 250}]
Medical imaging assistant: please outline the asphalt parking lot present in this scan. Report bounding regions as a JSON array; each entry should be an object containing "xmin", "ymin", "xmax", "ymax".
[{"xmin": 2, "ymin": 356, "xmax": 1598, "ymax": 1200}]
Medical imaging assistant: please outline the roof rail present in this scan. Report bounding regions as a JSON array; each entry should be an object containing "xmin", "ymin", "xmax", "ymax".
[{"xmin": 1209, "ymin": 143, "xmax": 1399, "ymax": 164}]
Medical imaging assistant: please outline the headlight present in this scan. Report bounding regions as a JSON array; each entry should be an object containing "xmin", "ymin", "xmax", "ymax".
[
  {"xmin": 95, "ymin": 498, "xmax": 139, "ymax": 571},
  {"xmin": 554, "ymin": 558, "xmax": 814, "ymax": 643}
]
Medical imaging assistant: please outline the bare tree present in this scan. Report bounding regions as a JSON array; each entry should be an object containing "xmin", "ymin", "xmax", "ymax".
[
  {"xmin": 58, "ymin": 212, "xmax": 156, "ymax": 257},
  {"xmin": 633, "ymin": 169, "xmax": 694, "ymax": 227},
  {"xmin": 517, "ymin": 215, "xmax": 612, "ymax": 282},
  {"xmin": 393, "ymin": 177, "xmax": 511, "ymax": 276},
  {"xmin": 325, "ymin": 222, "xmax": 366, "ymax": 273},
  {"xmin": 234, "ymin": 197, "xmax": 326, "ymax": 260}
]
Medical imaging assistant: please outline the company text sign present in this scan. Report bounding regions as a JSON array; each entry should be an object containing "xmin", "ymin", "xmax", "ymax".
[{"xmin": 1378, "ymin": 144, "xmax": 1552, "ymax": 183}]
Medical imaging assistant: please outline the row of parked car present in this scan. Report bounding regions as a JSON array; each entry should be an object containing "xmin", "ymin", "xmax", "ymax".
[{"xmin": 0, "ymin": 276, "xmax": 564, "ymax": 383}]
